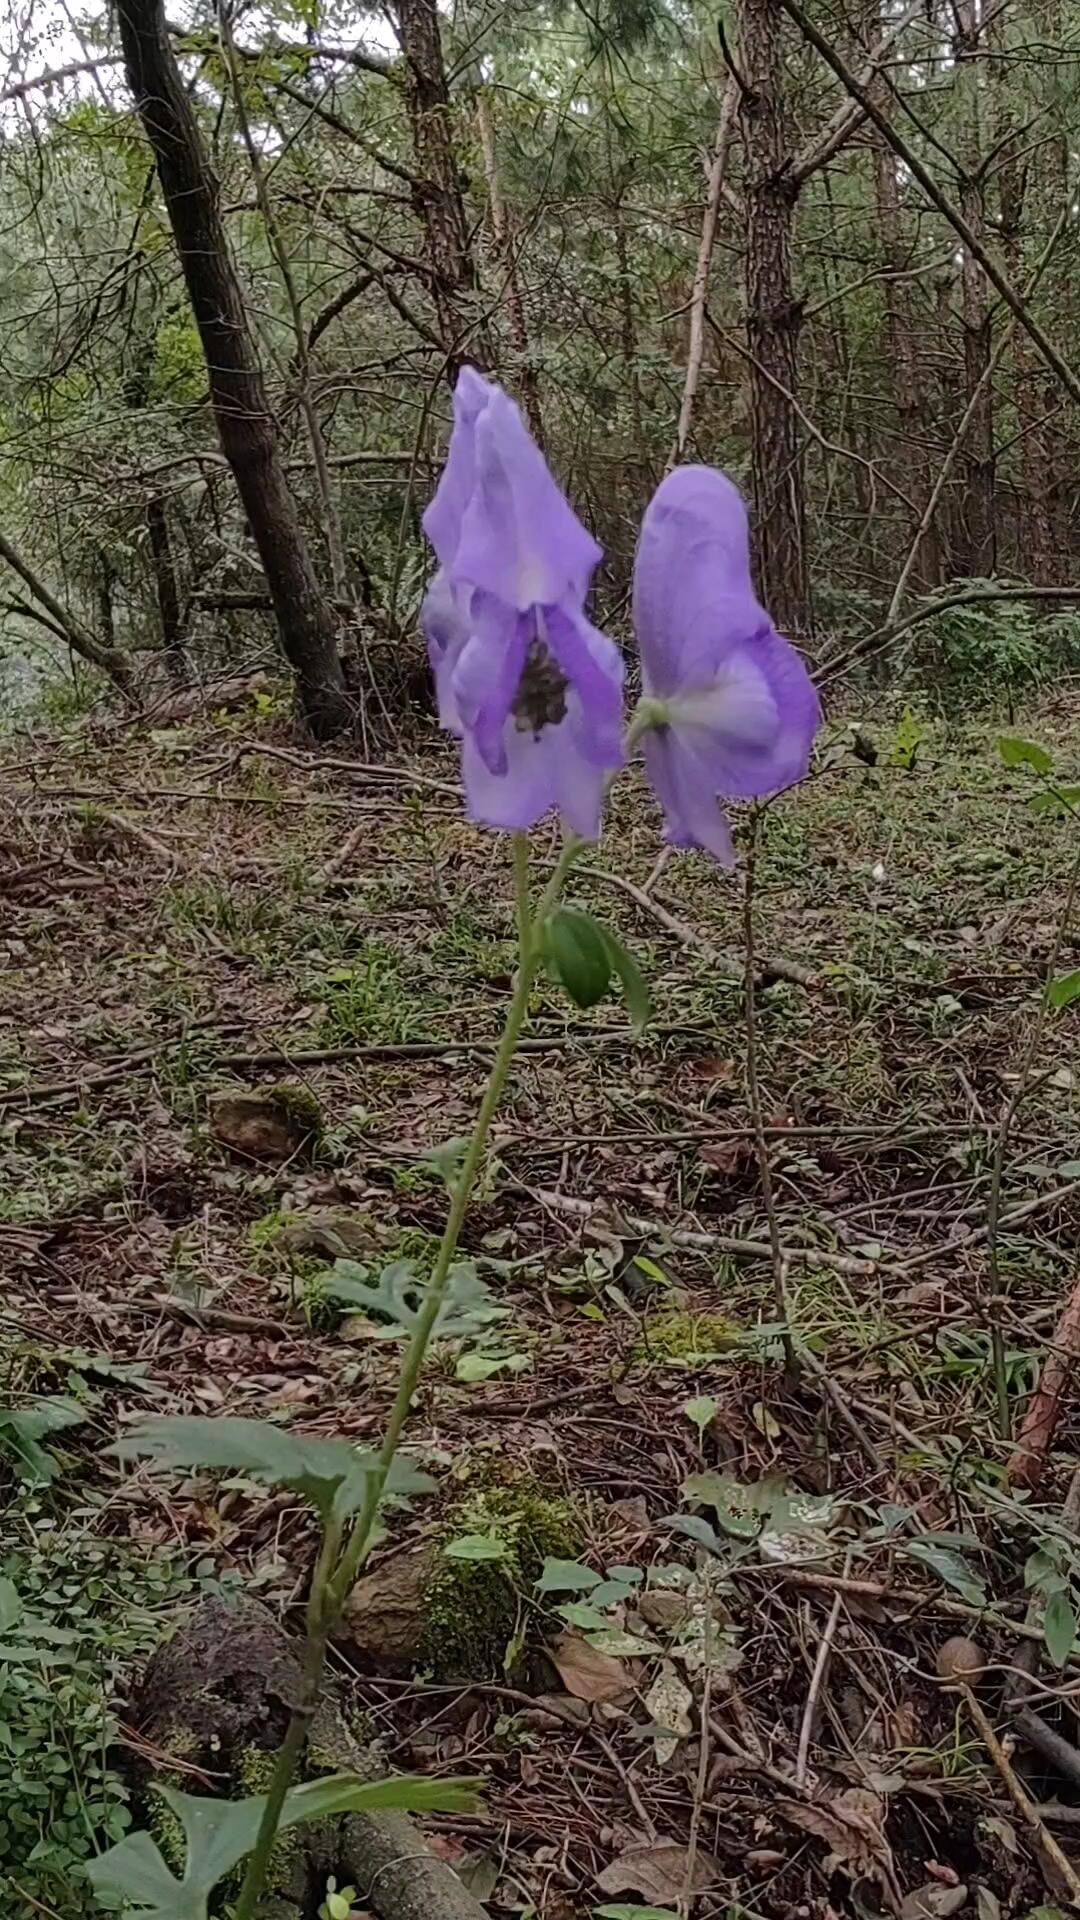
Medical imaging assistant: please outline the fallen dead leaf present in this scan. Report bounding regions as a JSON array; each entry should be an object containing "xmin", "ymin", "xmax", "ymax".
[
  {"xmin": 644, "ymin": 1662, "xmax": 693, "ymax": 1764},
  {"xmin": 777, "ymin": 1787, "xmax": 896, "ymax": 1896},
  {"xmin": 550, "ymin": 1630, "xmax": 632, "ymax": 1704},
  {"xmin": 595, "ymin": 1840, "xmax": 720, "ymax": 1903}
]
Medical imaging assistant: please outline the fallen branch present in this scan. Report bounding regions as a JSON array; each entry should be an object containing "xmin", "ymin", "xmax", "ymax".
[
  {"xmin": 624, "ymin": 1215, "xmax": 880, "ymax": 1276},
  {"xmin": 959, "ymin": 1685, "xmax": 1080, "ymax": 1906}
]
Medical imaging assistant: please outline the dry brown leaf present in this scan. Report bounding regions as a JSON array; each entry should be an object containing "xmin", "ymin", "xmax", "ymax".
[
  {"xmin": 777, "ymin": 1787, "xmax": 895, "ymax": 1889},
  {"xmin": 550, "ymin": 1630, "xmax": 631, "ymax": 1703},
  {"xmin": 595, "ymin": 1840, "xmax": 721, "ymax": 1903}
]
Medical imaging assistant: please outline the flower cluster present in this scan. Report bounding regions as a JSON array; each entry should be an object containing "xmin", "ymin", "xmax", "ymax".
[{"xmin": 423, "ymin": 368, "xmax": 820, "ymax": 864}]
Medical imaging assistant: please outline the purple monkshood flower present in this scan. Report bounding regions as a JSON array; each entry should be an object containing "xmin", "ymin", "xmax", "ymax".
[
  {"xmin": 422, "ymin": 367, "xmax": 624, "ymax": 840},
  {"xmin": 632, "ymin": 465, "xmax": 820, "ymax": 864}
]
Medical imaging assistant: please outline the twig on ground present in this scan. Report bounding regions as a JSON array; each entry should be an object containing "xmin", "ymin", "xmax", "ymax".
[
  {"xmin": 959, "ymin": 1684, "xmax": 1080, "ymax": 1905},
  {"xmin": 586, "ymin": 865, "xmax": 819, "ymax": 989},
  {"xmin": 795, "ymin": 1567, "xmax": 847, "ymax": 1787},
  {"xmin": 681, "ymin": 1595, "xmax": 715, "ymax": 1915}
]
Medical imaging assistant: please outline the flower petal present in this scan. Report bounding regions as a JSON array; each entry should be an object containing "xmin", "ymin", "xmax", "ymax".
[
  {"xmin": 668, "ymin": 627, "xmax": 820, "ymax": 799},
  {"xmin": 633, "ymin": 465, "xmax": 769, "ymax": 694},
  {"xmin": 454, "ymin": 385, "xmax": 602, "ymax": 610},
  {"xmin": 542, "ymin": 603, "xmax": 625, "ymax": 768},
  {"xmin": 451, "ymin": 593, "xmax": 530, "ymax": 776},
  {"xmin": 421, "ymin": 570, "xmax": 469, "ymax": 733},
  {"xmin": 421, "ymin": 366, "xmax": 490, "ymax": 569},
  {"xmin": 642, "ymin": 729, "xmax": 735, "ymax": 865},
  {"xmin": 460, "ymin": 699, "xmax": 607, "ymax": 839}
]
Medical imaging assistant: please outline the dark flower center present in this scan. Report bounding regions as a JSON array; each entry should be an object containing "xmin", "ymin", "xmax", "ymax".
[{"xmin": 512, "ymin": 634, "xmax": 568, "ymax": 736}]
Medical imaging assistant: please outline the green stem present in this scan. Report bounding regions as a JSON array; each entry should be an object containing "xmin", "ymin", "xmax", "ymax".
[
  {"xmin": 330, "ymin": 833, "xmax": 562, "ymax": 1617},
  {"xmin": 232, "ymin": 1514, "xmax": 343, "ymax": 1920},
  {"xmin": 232, "ymin": 831, "xmax": 561, "ymax": 1920}
]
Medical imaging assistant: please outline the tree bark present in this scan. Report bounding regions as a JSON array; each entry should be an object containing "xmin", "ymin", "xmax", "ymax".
[
  {"xmin": 994, "ymin": 12, "xmax": 1058, "ymax": 585},
  {"xmin": 674, "ymin": 77, "xmax": 739, "ymax": 463},
  {"xmin": 739, "ymin": 0, "xmax": 810, "ymax": 638},
  {"xmin": 396, "ymin": 0, "xmax": 487, "ymax": 376},
  {"xmin": 0, "ymin": 526, "xmax": 133, "ymax": 694},
  {"xmin": 115, "ymin": 0, "xmax": 351, "ymax": 738},
  {"xmin": 867, "ymin": 3, "xmax": 938, "ymax": 587},
  {"xmin": 146, "ymin": 495, "xmax": 188, "ymax": 686},
  {"xmin": 954, "ymin": 0, "xmax": 995, "ymax": 578}
]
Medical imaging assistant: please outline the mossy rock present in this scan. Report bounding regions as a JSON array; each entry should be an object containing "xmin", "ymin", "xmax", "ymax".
[
  {"xmin": 633, "ymin": 1307, "xmax": 738, "ymax": 1367},
  {"xmin": 344, "ymin": 1475, "xmax": 581, "ymax": 1683}
]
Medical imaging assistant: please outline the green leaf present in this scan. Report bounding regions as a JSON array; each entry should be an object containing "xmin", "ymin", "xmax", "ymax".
[
  {"xmin": 323, "ymin": 1259, "xmax": 507, "ymax": 1340},
  {"xmin": 683, "ymin": 1395, "xmax": 717, "ymax": 1438},
  {"xmin": 595, "ymin": 1908, "xmax": 682, "ymax": 1920},
  {"xmin": 0, "ymin": 1576, "xmax": 22, "ymax": 1633},
  {"xmin": 1044, "ymin": 1590, "xmax": 1077, "ymax": 1669},
  {"xmin": 544, "ymin": 906, "xmax": 613, "ymax": 1009},
  {"xmin": 998, "ymin": 735, "xmax": 1053, "ymax": 775},
  {"xmin": 88, "ymin": 1774, "xmax": 482, "ymax": 1918},
  {"xmin": 1029, "ymin": 786, "xmax": 1080, "ymax": 816},
  {"xmin": 0, "ymin": 1398, "xmax": 86, "ymax": 1485},
  {"xmin": 443, "ymin": 1532, "xmax": 510, "ymax": 1563},
  {"xmin": 1048, "ymin": 971, "xmax": 1080, "ymax": 1011},
  {"xmin": 455, "ymin": 1348, "xmax": 530, "ymax": 1382},
  {"xmin": 558, "ymin": 1601, "xmax": 616, "ymax": 1632},
  {"xmin": 903, "ymin": 1539, "xmax": 986, "ymax": 1608},
  {"xmin": 663, "ymin": 1513, "xmax": 726, "ymax": 1556},
  {"xmin": 112, "ymin": 1416, "xmax": 432, "ymax": 1522},
  {"xmin": 598, "ymin": 924, "xmax": 651, "ymax": 1032},
  {"xmin": 536, "ymin": 1557, "xmax": 604, "ymax": 1594}
]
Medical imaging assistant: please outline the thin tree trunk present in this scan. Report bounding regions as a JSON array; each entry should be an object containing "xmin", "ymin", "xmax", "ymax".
[
  {"xmin": 217, "ymin": 1, "xmax": 349, "ymax": 603},
  {"xmin": 994, "ymin": 13, "xmax": 1056, "ymax": 585},
  {"xmin": 955, "ymin": 0, "xmax": 996, "ymax": 578},
  {"xmin": 739, "ymin": 0, "xmax": 809, "ymax": 637},
  {"xmin": 475, "ymin": 84, "xmax": 543, "ymax": 441},
  {"xmin": 146, "ymin": 495, "xmax": 187, "ymax": 686},
  {"xmin": 116, "ymin": 0, "xmax": 350, "ymax": 739},
  {"xmin": 674, "ymin": 77, "xmax": 739, "ymax": 463},
  {"xmin": 0, "ymin": 526, "xmax": 133, "ymax": 693},
  {"xmin": 397, "ymin": 0, "xmax": 487, "ymax": 375},
  {"xmin": 868, "ymin": 11, "xmax": 938, "ymax": 587},
  {"xmin": 612, "ymin": 196, "xmax": 644, "ymax": 455}
]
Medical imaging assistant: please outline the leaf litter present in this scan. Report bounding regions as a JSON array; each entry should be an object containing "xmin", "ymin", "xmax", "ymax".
[{"xmin": 3, "ymin": 699, "xmax": 1080, "ymax": 1916}]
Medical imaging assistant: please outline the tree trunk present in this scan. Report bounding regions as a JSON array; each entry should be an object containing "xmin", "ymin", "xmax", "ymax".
[
  {"xmin": 674, "ymin": 77, "xmax": 739, "ymax": 463},
  {"xmin": 396, "ymin": 0, "xmax": 487, "ymax": 375},
  {"xmin": 115, "ymin": 0, "xmax": 351, "ymax": 739},
  {"xmin": 612, "ymin": 195, "xmax": 644, "ymax": 456},
  {"xmin": 146, "ymin": 495, "xmax": 188, "ymax": 686},
  {"xmin": 994, "ymin": 14, "xmax": 1056, "ymax": 585},
  {"xmin": 739, "ymin": 0, "xmax": 809, "ymax": 638},
  {"xmin": 869, "ymin": 79, "xmax": 938, "ymax": 584},
  {"xmin": 475, "ymin": 85, "xmax": 543, "ymax": 441},
  {"xmin": 953, "ymin": 0, "xmax": 995, "ymax": 578}
]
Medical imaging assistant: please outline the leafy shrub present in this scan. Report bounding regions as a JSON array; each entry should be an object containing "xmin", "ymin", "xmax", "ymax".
[
  {"xmin": 905, "ymin": 582, "xmax": 1080, "ymax": 712},
  {"xmin": 0, "ymin": 1508, "xmax": 194, "ymax": 1917}
]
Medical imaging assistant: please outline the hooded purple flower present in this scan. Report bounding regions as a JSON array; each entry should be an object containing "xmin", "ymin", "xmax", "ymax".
[
  {"xmin": 632, "ymin": 466, "xmax": 820, "ymax": 864},
  {"xmin": 422, "ymin": 367, "xmax": 624, "ymax": 839}
]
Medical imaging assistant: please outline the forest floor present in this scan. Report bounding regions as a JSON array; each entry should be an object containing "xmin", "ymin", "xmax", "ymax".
[{"xmin": 2, "ymin": 684, "xmax": 1080, "ymax": 1920}]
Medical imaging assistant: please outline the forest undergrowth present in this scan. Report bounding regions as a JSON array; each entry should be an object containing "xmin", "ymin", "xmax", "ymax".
[{"xmin": 2, "ymin": 683, "xmax": 1080, "ymax": 1920}]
